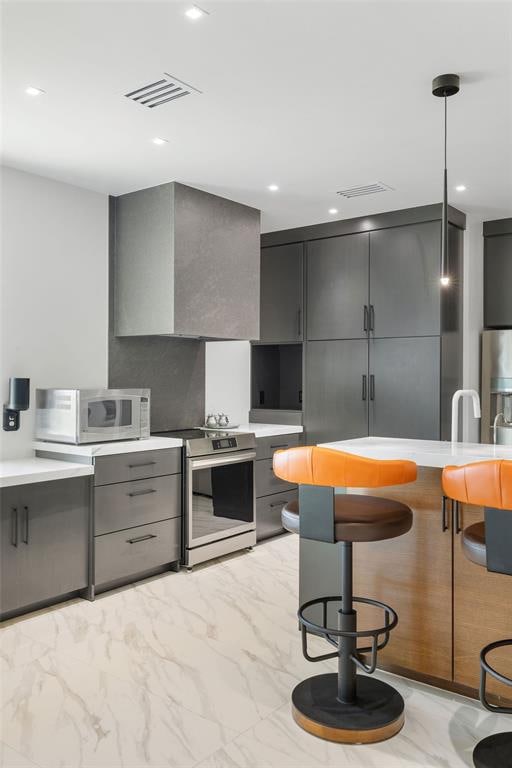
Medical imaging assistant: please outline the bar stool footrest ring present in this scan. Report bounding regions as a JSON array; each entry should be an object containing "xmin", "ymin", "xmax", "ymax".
[{"xmin": 479, "ymin": 638, "xmax": 512, "ymax": 715}]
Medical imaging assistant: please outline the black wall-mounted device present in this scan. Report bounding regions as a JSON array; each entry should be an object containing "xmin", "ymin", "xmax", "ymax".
[{"xmin": 3, "ymin": 377, "xmax": 30, "ymax": 431}]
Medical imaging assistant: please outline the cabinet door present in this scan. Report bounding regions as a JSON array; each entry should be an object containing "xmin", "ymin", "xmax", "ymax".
[
  {"xmin": 369, "ymin": 222, "xmax": 441, "ymax": 338},
  {"xmin": 305, "ymin": 340, "xmax": 368, "ymax": 444},
  {"xmin": 13, "ymin": 478, "xmax": 89, "ymax": 611},
  {"xmin": 369, "ymin": 337, "xmax": 440, "ymax": 440},
  {"xmin": 0, "ymin": 487, "xmax": 23, "ymax": 614},
  {"xmin": 484, "ymin": 234, "xmax": 512, "ymax": 328},
  {"xmin": 306, "ymin": 233, "xmax": 369, "ymax": 340},
  {"xmin": 260, "ymin": 244, "xmax": 303, "ymax": 342},
  {"xmin": 454, "ymin": 503, "xmax": 512, "ymax": 704}
]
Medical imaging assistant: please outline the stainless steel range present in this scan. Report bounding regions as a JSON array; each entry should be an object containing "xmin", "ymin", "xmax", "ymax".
[{"xmin": 153, "ymin": 429, "xmax": 256, "ymax": 567}]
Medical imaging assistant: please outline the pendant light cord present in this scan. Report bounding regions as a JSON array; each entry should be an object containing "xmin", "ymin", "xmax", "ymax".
[{"xmin": 444, "ymin": 94, "xmax": 447, "ymax": 170}]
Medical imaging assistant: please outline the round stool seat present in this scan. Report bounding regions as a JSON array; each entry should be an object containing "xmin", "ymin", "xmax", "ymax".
[
  {"xmin": 462, "ymin": 521, "xmax": 487, "ymax": 568},
  {"xmin": 282, "ymin": 494, "xmax": 412, "ymax": 542}
]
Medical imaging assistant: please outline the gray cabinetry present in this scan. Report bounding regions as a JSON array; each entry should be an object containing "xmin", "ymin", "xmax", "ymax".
[
  {"xmin": 254, "ymin": 432, "xmax": 300, "ymax": 540},
  {"xmin": 0, "ymin": 478, "xmax": 89, "ymax": 617},
  {"xmin": 260, "ymin": 244, "xmax": 303, "ymax": 342},
  {"xmin": 307, "ymin": 234, "xmax": 369, "ymax": 340},
  {"xmin": 305, "ymin": 340, "xmax": 369, "ymax": 444},
  {"xmin": 369, "ymin": 222, "xmax": 441, "ymax": 338},
  {"xmin": 369, "ymin": 337, "xmax": 441, "ymax": 440},
  {"xmin": 114, "ymin": 182, "xmax": 260, "ymax": 340},
  {"xmin": 484, "ymin": 233, "xmax": 512, "ymax": 328},
  {"xmin": 93, "ymin": 448, "xmax": 182, "ymax": 592}
]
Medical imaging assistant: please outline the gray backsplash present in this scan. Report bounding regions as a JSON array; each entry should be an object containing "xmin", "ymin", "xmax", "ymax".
[{"xmin": 108, "ymin": 197, "xmax": 205, "ymax": 431}]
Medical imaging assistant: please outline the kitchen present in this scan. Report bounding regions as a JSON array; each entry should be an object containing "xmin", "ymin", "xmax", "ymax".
[{"xmin": 1, "ymin": 1, "xmax": 512, "ymax": 767}]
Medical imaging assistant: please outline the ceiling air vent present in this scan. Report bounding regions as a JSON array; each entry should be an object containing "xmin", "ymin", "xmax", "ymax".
[
  {"xmin": 124, "ymin": 73, "xmax": 201, "ymax": 109},
  {"xmin": 337, "ymin": 182, "xmax": 394, "ymax": 199}
]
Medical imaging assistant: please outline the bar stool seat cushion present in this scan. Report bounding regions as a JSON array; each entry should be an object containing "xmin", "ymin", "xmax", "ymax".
[
  {"xmin": 461, "ymin": 521, "xmax": 487, "ymax": 568},
  {"xmin": 282, "ymin": 494, "xmax": 412, "ymax": 542}
]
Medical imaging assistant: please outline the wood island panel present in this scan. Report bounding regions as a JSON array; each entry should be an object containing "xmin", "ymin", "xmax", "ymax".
[
  {"xmin": 454, "ymin": 502, "xmax": 512, "ymax": 705},
  {"xmin": 349, "ymin": 467, "xmax": 453, "ymax": 681}
]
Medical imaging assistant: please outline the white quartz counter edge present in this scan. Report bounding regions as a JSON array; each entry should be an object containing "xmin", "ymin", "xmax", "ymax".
[
  {"xmin": 0, "ymin": 458, "xmax": 94, "ymax": 488},
  {"xmin": 224, "ymin": 423, "xmax": 303, "ymax": 438},
  {"xmin": 33, "ymin": 435, "xmax": 183, "ymax": 458},
  {"xmin": 320, "ymin": 436, "xmax": 512, "ymax": 469}
]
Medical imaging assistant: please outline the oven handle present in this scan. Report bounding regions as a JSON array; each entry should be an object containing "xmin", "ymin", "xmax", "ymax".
[{"xmin": 189, "ymin": 450, "xmax": 256, "ymax": 470}]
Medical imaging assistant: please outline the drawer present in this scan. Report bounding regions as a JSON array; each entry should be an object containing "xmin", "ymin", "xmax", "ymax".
[
  {"xmin": 255, "ymin": 458, "xmax": 297, "ymax": 497},
  {"xmin": 256, "ymin": 489, "xmax": 298, "ymax": 541},
  {"xmin": 94, "ymin": 474, "xmax": 181, "ymax": 536},
  {"xmin": 255, "ymin": 433, "xmax": 300, "ymax": 461},
  {"xmin": 95, "ymin": 518, "xmax": 181, "ymax": 586},
  {"xmin": 94, "ymin": 448, "xmax": 181, "ymax": 486}
]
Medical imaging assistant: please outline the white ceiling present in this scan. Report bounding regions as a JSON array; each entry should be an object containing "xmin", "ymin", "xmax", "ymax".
[{"xmin": 2, "ymin": 0, "xmax": 512, "ymax": 232}]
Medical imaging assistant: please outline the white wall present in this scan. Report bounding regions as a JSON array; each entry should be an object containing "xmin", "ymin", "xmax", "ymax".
[
  {"xmin": 0, "ymin": 166, "xmax": 108, "ymax": 459},
  {"xmin": 462, "ymin": 215, "xmax": 484, "ymax": 442},
  {"xmin": 205, "ymin": 341, "xmax": 250, "ymax": 425}
]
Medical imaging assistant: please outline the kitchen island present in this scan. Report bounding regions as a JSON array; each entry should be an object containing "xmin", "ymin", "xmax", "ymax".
[{"xmin": 299, "ymin": 437, "xmax": 512, "ymax": 706}]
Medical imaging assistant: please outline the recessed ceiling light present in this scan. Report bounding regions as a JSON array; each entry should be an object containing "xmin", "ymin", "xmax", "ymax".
[
  {"xmin": 328, "ymin": 208, "xmax": 338, "ymax": 215},
  {"xmin": 25, "ymin": 86, "xmax": 45, "ymax": 96},
  {"xmin": 267, "ymin": 184, "xmax": 279, "ymax": 192},
  {"xmin": 152, "ymin": 137, "xmax": 168, "ymax": 145},
  {"xmin": 185, "ymin": 5, "xmax": 206, "ymax": 20},
  {"xmin": 455, "ymin": 184, "xmax": 467, "ymax": 192},
  {"xmin": 440, "ymin": 276, "xmax": 450, "ymax": 287}
]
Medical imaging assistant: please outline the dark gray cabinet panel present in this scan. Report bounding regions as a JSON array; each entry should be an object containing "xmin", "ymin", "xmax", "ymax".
[
  {"xmin": 256, "ymin": 489, "xmax": 298, "ymax": 541},
  {"xmin": 307, "ymin": 233, "xmax": 369, "ymax": 340},
  {"xmin": 369, "ymin": 222, "xmax": 441, "ymax": 338},
  {"xmin": 95, "ymin": 518, "xmax": 181, "ymax": 587},
  {"xmin": 1, "ymin": 478, "xmax": 89, "ymax": 616},
  {"xmin": 94, "ymin": 474, "xmax": 181, "ymax": 536},
  {"xmin": 255, "ymin": 432, "xmax": 300, "ymax": 460},
  {"xmin": 484, "ymin": 234, "xmax": 512, "ymax": 328},
  {"xmin": 369, "ymin": 337, "xmax": 440, "ymax": 440},
  {"xmin": 255, "ymin": 459, "xmax": 297, "ymax": 496},
  {"xmin": 305, "ymin": 340, "xmax": 369, "ymax": 444},
  {"xmin": 94, "ymin": 448, "xmax": 181, "ymax": 487},
  {"xmin": 260, "ymin": 244, "xmax": 303, "ymax": 342}
]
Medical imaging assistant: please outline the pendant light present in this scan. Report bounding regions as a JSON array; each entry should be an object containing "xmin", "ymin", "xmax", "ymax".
[{"xmin": 432, "ymin": 73, "xmax": 460, "ymax": 287}]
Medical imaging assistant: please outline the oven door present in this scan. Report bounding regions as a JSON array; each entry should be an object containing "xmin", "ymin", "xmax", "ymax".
[
  {"xmin": 187, "ymin": 451, "xmax": 256, "ymax": 549},
  {"xmin": 79, "ymin": 393, "xmax": 142, "ymax": 443}
]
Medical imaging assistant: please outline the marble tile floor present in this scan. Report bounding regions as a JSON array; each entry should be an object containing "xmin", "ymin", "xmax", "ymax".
[{"xmin": 1, "ymin": 534, "xmax": 510, "ymax": 768}]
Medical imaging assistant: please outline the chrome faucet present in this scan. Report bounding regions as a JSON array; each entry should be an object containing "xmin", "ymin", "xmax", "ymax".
[{"xmin": 451, "ymin": 389, "xmax": 481, "ymax": 443}]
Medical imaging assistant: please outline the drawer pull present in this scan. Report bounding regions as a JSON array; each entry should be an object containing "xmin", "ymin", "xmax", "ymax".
[
  {"xmin": 270, "ymin": 501, "xmax": 287, "ymax": 508},
  {"xmin": 270, "ymin": 444, "xmax": 289, "ymax": 450},
  {"xmin": 127, "ymin": 533, "xmax": 157, "ymax": 544},
  {"xmin": 127, "ymin": 488, "xmax": 157, "ymax": 497},
  {"xmin": 128, "ymin": 461, "xmax": 157, "ymax": 469}
]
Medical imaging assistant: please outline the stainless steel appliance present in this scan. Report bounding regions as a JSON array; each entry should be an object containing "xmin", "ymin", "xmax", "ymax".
[
  {"xmin": 154, "ymin": 429, "xmax": 256, "ymax": 567},
  {"xmin": 481, "ymin": 330, "xmax": 512, "ymax": 445},
  {"xmin": 36, "ymin": 388, "xmax": 150, "ymax": 444}
]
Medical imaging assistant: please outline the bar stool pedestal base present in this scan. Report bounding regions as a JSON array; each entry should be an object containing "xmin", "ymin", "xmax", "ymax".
[
  {"xmin": 473, "ymin": 732, "xmax": 512, "ymax": 768},
  {"xmin": 291, "ymin": 673, "xmax": 404, "ymax": 744}
]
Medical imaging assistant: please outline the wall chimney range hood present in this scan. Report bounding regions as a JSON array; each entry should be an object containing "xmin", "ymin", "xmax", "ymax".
[{"xmin": 114, "ymin": 182, "xmax": 260, "ymax": 341}]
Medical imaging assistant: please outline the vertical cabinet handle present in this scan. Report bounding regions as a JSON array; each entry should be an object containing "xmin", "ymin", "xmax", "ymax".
[
  {"xmin": 363, "ymin": 305, "xmax": 369, "ymax": 333},
  {"xmin": 23, "ymin": 505, "xmax": 29, "ymax": 544},
  {"xmin": 297, "ymin": 307, "xmax": 302, "ymax": 338},
  {"xmin": 369, "ymin": 304, "xmax": 375, "ymax": 332},
  {"xmin": 11, "ymin": 507, "xmax": 18, "ymax": 547},
  {"xmin": 441, "ymin": 496, "xmax": 449, "ymax": 532},
  {"xmin": 453, "ymin": 500, "xmax": 462, "ymax": 534},
  {"xmin": 369, "ymin": 374, "xmax": 375, "ymax": 401},
  {"xmin": 362, "ymin": 374, "xmax": 367, "ymax": 401}
]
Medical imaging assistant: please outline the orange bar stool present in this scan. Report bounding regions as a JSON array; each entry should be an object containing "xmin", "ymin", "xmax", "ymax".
[
  {"xmin": 443, "ymin": 460, "xmax": 512, "ymax": 768},
  {"xmin": 273, "ymin": 445, "xmax": 417, "ymax": 744}
]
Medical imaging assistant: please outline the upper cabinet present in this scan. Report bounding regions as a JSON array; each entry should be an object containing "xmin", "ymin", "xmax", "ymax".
[
  {"xmin": 114, "ymin": 182, "xmax": 261, "ymax": 340},
  {"xmin": 307, "ymin": 233, "xmax": 369, "ymax": 340},
  {"xmin": 369, "ymin": 221, "xmax": 441, "ymax": 338},
  {"xmin": 259, "ymin": 243, "xmax": 303, "ymax": 342},
  {"xmin": 483, "ymin": 221, "xmax": 512, "ymax": 329}
]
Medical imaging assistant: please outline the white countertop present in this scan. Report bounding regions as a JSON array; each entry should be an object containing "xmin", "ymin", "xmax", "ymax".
[
  {"xmin": 225, "ymin": 423, "xmax": 303, "ymax": 438},
  {"xmin": 0, "ymin": 458, "xmax": 94, "ymax": 488},
  {"xmin": 320, "ymin": 436, "xmax": 512, "ymax": 469},
  {"xmin": 33, "ymin": 435, "xmax": 183, "ymax": 459}
]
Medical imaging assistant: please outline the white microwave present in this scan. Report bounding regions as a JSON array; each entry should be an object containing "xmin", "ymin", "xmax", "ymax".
[{"xmin": 35, "ymin": 388, "xmax": 150, "ymax": 444}]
